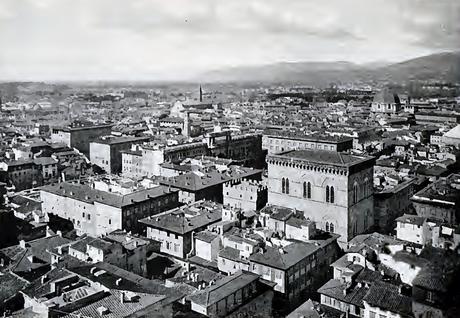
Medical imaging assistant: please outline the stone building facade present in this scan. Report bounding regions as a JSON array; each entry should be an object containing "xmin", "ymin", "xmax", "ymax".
[{"xmin": 267, "ymin": 150, "xmax": 375, "ymax": 244}]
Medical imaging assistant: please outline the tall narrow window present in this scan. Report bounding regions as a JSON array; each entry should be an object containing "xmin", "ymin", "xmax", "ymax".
[
  {"xmin": 285, "ymin": 178, "xmax": 290, "ymax": 194},
  {"xmin": 330, "ymin": 223, "xmax": 335, "ymax": 233},
  {"xmin": 326, "ymin": 185, "xmax": 330, "ymax": 203},
  {"xmin": 307, "ymin": 182, "xmax": 311, "ymax": 198},
  {"xmin": 303, "ymin": 182, "xmax": 307, "ymax": 198},
  {"xmin": 353, "ymin": 183, "xmax": 358, "ymax": 204},
  {"xmin": 282, "ymin": 178, "xmax": 285, "ymax": 193},
  {"xmin": 326, "ymin": 222, "xmax": 330, "ymax": 232},
  {"xmin": 330, "ymin": 186, "xmax": 335, "ymax": 203}
]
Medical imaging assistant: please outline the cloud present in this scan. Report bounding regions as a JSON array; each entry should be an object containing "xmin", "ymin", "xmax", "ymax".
[{"xmin": 0, "ymin": 0, "xmax": 458, "ymax": 81}]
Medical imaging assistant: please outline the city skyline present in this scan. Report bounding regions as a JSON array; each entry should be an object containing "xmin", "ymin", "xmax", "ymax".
[{"xmin": 0, "ymin": 0, "xmax": 459, "ymax": 81}]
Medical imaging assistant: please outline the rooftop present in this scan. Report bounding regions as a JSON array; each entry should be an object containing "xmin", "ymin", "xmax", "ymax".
[
  {"xmin": 159, "ymin": 166, "xmax": 262, "ymax": 191},
  {"xmin": 363, "ymin": 281, "xmax": 412, "ymax": 316},
  {"xmin": 139, "ymin": 200, "xmax": 222, "ymax": 234},
  {"xmin": 250, "ymin": 241, "xmax": 322, "ymax": 270},
  {"xmin": 411, "ymin": 173, "xmax": 460, "ymax": 206},
  {"xmin": 188, "ymin": 271, "xmax": 259, "ymax": 307},
  {"xmin": 40, "ymin": 182, "xmax": 177, "ymax": 208},
  {"xmin": 269, "ymin": 149, "xmax": 374, "ymax": 168},
  {"xmin": 92, "ymin": 136, "xmax": 150, "ymax": 145}
]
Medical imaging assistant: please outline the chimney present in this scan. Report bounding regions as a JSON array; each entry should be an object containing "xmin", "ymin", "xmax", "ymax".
[
  {"xmin": 41, "ymin": 275, "xmax": 48, "ymax": 284},
  {"xmin": 57, "ymin": 230, "xmax": 62, "ymax": 237},
  {"xmin": 19, "ymin": 240, "xmax": 26, "ymax": 249},
  {"xmin": 116, "ymin": 278, "xmax": 122, "ymax": 286},
  {"xmin": 120, "ymin": 292, "xmax": 124, "ymax": 304}
]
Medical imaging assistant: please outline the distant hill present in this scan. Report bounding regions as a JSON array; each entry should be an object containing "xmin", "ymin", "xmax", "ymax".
[{"xmin": 198, "ymin": 52, "xmax": 460, "ymax": 85}]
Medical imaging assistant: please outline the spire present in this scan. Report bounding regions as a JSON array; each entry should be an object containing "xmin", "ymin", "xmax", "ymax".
[{"xmin": 199, "ymin": 85, "xmax": 203, "ymax": 102}]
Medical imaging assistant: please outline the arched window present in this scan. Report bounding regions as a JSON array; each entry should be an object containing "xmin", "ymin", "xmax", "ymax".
[
  {"xmin": 353, "ymin": 183, "xmax": 358, "ymax": 204},
  {"xmin": 330, "ymin": 186, "xmax": 335, "ymax": 203},
  {"xmin": 325, "ymin": 222, "xmax": 330, "ymax": 232},
  {"xmin": 307, "ymin": 182, "xmax": 311, "ymax": 199},
  {"xmin": 303, "ymin": 182, "xmax": 307, "ymax": 198},
  {"xmin": 364, "ymin": 178, "xmax": 370, "ymax": 197},
  {"xmin": 282, "ymin": 178, "xmax": 285, "ymax": 193},
  {"xmin": 330, "ymin": 223, "xmax": 335, "ymax": 233},
  {"xmin": 285, "ymin": 178, "xmax": 290, "ymax": 194},
  {"xmin": 326, "ymin": 185, "xmax": 330, "ymax": 202}
]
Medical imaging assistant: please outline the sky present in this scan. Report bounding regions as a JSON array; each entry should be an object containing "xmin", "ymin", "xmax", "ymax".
[{"xmin": 0, "ymin": 0, "xmax": 459, "ymax": 81}]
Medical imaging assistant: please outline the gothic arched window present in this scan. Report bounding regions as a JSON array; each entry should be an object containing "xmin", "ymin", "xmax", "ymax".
[
  {"xmin": 353, "ymin": 183, "xmax": 359, "ymax": 204},
  {"xmin": 330, "ymin": 186, "xmax": 335, "ymax": 203},
  {"xmin": 307, "ymin": 182, "xmax": 311, "ymax": 199},
  {"xmin": 326, "ymin": 222, "xmax": 330, "ymax": 232},
  {"xmin": 330, "ymin": 223, "xmax": 335, "ymax": 233},
  {"xmin": 326, "ymin": 185, "xmax": 330, "ymax": 203},
  {"xmin": 285, "ymin": 178, "xmax": 290, "ymax": 194},
  {"xmin": 282, "ymin": 178, "xmax": 285, "ymax": 194},
  {"xmin": 303, "ymin": 182, "xmax": 307, "ymax": 198}
]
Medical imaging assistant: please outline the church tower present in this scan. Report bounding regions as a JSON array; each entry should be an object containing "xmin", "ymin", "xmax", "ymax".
[{"xmin": 199, "ymin": 85, "xmax": 203, "ymax": 102}]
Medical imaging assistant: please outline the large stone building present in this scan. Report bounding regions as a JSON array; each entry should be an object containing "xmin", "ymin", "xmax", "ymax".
[
  {"xmin": 262, "ymin": 132, "xmax": 353, "ymax": 155},
  {"xmin": 89, "ymin": 136, "xmax": 150, "ymax": 174},
  {"xmin": 51, "ymin": 123, "xmax": 113, "ymax": 157},
  {"xmin": 267, "ymin": 149, "xmax": 375, "ymax": 244},
  {"xmin": 121, "ymin": 132, "xmax": 263, "ymax": 178},
  {"xmin": 40, "ymin": 181, "xmax": 179, "ymax": 237}
]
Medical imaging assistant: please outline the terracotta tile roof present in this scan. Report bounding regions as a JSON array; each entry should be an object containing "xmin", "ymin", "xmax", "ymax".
[
  {"xmin": 139, "ymin": 200, "xmax": 222, "ymax": 234},
  {"xmin": 188, "ymin": 271, "xmax": 259, "ymax": 307},
  {"xmin": 363, "ymin": 281, "xmax": 412, "ymax": 316},
  {"xmin": 40, "ymin": 182, "xmax": 177, "ymax": 208}
]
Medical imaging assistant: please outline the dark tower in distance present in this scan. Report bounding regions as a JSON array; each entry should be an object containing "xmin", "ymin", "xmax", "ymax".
[{"xmin": 199, "ymin": 85, "xmax": 203, "ymax": 103}]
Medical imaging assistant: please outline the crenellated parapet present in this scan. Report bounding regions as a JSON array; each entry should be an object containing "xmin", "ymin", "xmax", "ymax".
[{"xmin": 266, "ymin": 156, "xmax": 349, "ymax": 176}]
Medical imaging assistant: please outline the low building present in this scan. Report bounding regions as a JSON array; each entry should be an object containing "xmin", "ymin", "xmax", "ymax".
[
  {"xmin": 395, "ymin": 214, "xmax": 460, "ymax": 251},
  {"xmin": 40, "ymin": 182, "xmax": 179, "ymax": 237},
  {"xmin": 223, "ymin": 179, "xmax": 267, "ymax": 212},
  {"xmin": 442, "ymin": 124, "xmax": 460, "ymax": 148},
  {"xmin": 249, "ymin": 234, "xmax": 340, "ymax": 302},
  {"xmin": 139, "ymin": 200, "xmax": 222, "ymax": 259},
  {"xmin": 160, "ymin": 166, "xmax": 262, "ymax": 204},
  {"xmin": 411, "ymin": 173, "xmax": 460, "ymax": 225},
  {"xmin": 188, "ymin": 270, "xmax": 273, "ymax": 318}
]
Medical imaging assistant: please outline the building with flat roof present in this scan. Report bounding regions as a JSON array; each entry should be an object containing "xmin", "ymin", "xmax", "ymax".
[
  {"xmin": 90, "ymin": 136, "xmax": 150, "ymax": 174},
  {"xmin": 40, "ymin": 181, "xmax": 179, "ymax": 237},
  {"xmin": 51, "ymin": 123, "xmax": 113, "ymax": 157},
  {"xmin": 262, "ymin": 131, "xmax": 353, "ymax": 155},
  {"xmin": 411, "ymin": 173, "xmax": 460, "ymax": 225},
  {"xmin": 267, "ymin": 149, "xmax": 375, "ymax": 244}
]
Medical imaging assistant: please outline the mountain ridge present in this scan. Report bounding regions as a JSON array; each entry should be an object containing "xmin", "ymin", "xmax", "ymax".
[{"xmin": 198, "ymin": 51, "xmax": 460, "ymax": 85}]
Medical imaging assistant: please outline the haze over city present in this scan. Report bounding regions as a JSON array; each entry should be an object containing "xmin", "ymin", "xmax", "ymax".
[{"xmin": 0, "ymin": 0, "xmax": 459, "ymax": 81}]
